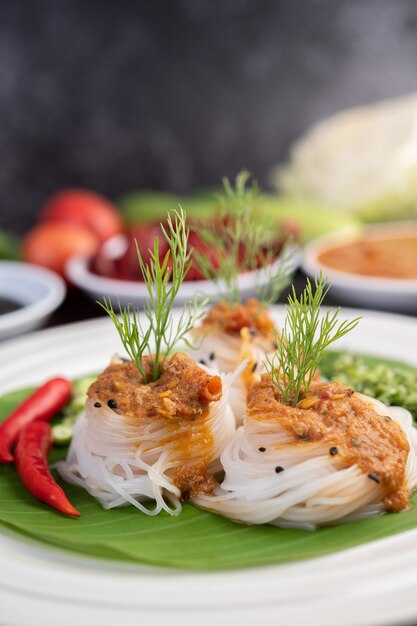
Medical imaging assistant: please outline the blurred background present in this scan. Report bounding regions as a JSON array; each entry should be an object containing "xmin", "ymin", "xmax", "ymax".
[
  {"xmin": 2, "ymin": 0, "xmax": 417, "ymax": 233},
  {"xmin": 3, "ymin": 0, "xmax": 417, "ymax": 334}
]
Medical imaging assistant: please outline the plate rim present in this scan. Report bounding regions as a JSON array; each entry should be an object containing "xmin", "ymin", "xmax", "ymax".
[
  {"xmin": 2, "ymin": 306, "xmax": 417, "ymax": 625},
  {"xmin": 0, "ymin": 261, "xmax": 66, "ymax": 335}
]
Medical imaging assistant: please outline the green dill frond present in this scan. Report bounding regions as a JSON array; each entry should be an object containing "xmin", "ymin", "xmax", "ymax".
[
  {"xmin": 255, "ymin": 240, "xmax": 296, "ymax": 305},
  {"xmin": 194, "ymin": 169, "xmax": 294, "ymax": 304},
  {"xmin": 264, "ymin": 274, "xmax": 361, "ymax": 406},
  {"xmin": 99, "ymin": 207, "xmax": 206, "ymax": 382},
  {"xmin": 99, "ymin": 298, "xmax": 151, "ymax": 382}
]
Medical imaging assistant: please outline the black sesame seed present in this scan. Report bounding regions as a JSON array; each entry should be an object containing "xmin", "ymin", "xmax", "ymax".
[
  {"xmin": 249, "ymin": 328, "xmax": 256, "ymax": 337},
  {"xmin": 107, "ymin": 399, "xmax": 117, "ymax": 410},
  {"xmin": 259, "ymin": 446, "xmax": 266, "ymax": 452},
  {"xmin": 199, "ymin": 359, "xmax": 207, "ymax": 366},
  {"xmin": 209, "ymin": 352, "xmax": 215, "ymax": 361},
  {"xmin": 385, "ymin": 415, "xmax": 392, "ymax": 421},
  {"xmin": 275, "ymin": 466, "xmax": 284, "ymax": 474},
  {"xmin": 120, "ymin": 357, "xmax": 129, "ymax": 363},
  {"xmin": 368, "ymin": 472, "xmax": 380, "ymax": 484},
  {"xmin": 252, "ymin": 361, "xmax": 258, "ymax": 373},
  {"xmin": 94, "ymin": 402, "xmax": 101, "ymax": 408},
  {"xmin": 298, "ymin": 434, "xmax": 310, "ymax": 441},
  {"xmin": 329, "ymin": 446, "xmax": 338, "ymax": 456}
]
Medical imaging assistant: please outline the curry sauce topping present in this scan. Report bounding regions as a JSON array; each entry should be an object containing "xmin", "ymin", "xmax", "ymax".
[
  {"xmin": 318, "ymin": 234, "xmax": 417, "ymax": 279},
  {"xmin": 199, "ymin": 298, "xmax": 276, "ymax": 337},
  {"xmin": 248, "ymin": 376, "xmax": 410, "ymax": 511},
  {"xmin": 88, "ymin": 352, "xmax": 222, "ymax": 419},
  {"xmin": 88, "ymin": 352, "xmax": 222, "ymax": 498}
]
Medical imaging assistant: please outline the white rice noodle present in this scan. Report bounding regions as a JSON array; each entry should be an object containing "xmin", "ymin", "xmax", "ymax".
[
  {"xmin": 56, "ymin": 365, "xmax": 242, "ymax": 516},
  {"xmin": 193, "ymin": 394, "xmax": 417, "ymax": 529},
  {"xmin": 189, "ymin": 331, "xmax": 274, "ymax": 424}
]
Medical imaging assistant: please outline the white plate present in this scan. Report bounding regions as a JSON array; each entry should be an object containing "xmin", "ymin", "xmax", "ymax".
[
  {"xmin": 303, "ymin": 223, "xmax": 417, "ymax": 312},
  {"xmin": 0, "ymin": 261, "xmax": 66, "ymax": 340},
  {"xmin": 66, "ymin": 242, "xmax": 300, "ymax": 307},
  {"xmin": 2, "ymin": 307, "xmax": 417, "ymax": 626}
]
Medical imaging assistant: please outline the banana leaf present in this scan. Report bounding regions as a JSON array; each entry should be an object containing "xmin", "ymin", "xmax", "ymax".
[{"xmin": 1, "ymin": 352, "xmax": 417, "ymax": 570}]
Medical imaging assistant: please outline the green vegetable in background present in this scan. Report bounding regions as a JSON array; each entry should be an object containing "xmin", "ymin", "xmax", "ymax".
[
  {"xmin": 258, "ymin": 195, "xmax": 359, "ymax": 243},
  {"xmin": 118, "ymin": 190, "xmax": 219, "ymax": 225},
  {"xmin": 118, "ymin": 188, "xmax": 359, "ymax": 243},
  {"xmin": 0, "ymin": 230, "xmax": 20, "ymax": 260}
]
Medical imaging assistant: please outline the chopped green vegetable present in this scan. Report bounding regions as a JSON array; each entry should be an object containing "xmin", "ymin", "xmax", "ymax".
[
  {"xmin": 320, "ymin": 351, "xmax": 417, "ymax": 418},
  {"xmin": 265, "ymin": 275, "xmax": 361, "ymax": 406},
  {"xmin": 52, "ymin": 376, "xmax": 95, "ymax": 445}
]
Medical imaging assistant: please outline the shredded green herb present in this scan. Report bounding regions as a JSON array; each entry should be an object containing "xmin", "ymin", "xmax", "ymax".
[
  {"xmin": 99, "ymin": 208, "xmax": 206, "ymax": 382},
  {"xmin": 194, "ymin": 170, "xmax": 294, "ymax": 304},
  {"xmin": 264, "ymin": 274, "xmax": 361, "ymax": 406}
]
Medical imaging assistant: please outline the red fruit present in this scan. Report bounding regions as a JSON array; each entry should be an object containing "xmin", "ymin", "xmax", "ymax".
[
  {"xmin": 187, "ymin": 230, "xmax": 220, "ymax": 280},
  {"xmin": 42, "ymin": 189, "xmax": 124, "ymax": 244},
  {"xmin": 116, "ymin": 223, "xmax": 170, "ymax": 281},
  {"xmin": 22, "ymin": 223, "xmax": 99, "ymax": 277}
]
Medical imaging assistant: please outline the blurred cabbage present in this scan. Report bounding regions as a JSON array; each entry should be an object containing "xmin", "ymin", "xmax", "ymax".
[{"xmin": 271, "ymin": 93, "xmax": 417, "ymax": 222}]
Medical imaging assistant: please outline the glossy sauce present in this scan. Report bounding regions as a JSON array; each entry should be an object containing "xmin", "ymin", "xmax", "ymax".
[
  {"xmin": 88, "ymin": 353, "xmax": 222, "ymax": 497},
  {"xmin": 247, "ymin": 377, "xmax": 410, "ymax": 511},
  {"xmin": 196, "ymin": 298, "xmax": 278, "ymax": 390},
  {"xmin": 318, "ymin": 235, "xmax": 417, "ymax": 279},
  {"xmin": 199, "ymin": 298, "xmax": 276, "ymax": 336},
  {"xmin": 88, "ymin": 352, "xmax": 222, "ymax": 419}
]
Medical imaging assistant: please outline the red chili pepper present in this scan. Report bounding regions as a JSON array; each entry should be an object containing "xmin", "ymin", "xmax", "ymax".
[
  {"xmin": 0, "ymin": 377, "xmax": 72, "ymax": 463},
  {"xmin": 15, "ymin": 421, "xmax": 80, "ymax": 517}
]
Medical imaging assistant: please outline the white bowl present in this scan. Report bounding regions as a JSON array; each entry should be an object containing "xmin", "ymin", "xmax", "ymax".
[
  {"xmin": 302, "ymin": 223, "xmax": 417, "ymax": 312},
  {"xmin": 0, "ymin": 261, "xmax": 66, "ymax": 340},
  {"xmin": 66, "ymin": 244, "xmax": 301, "ymax": 308}
]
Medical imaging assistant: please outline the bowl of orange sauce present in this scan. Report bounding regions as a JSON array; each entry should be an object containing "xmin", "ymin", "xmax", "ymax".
[{"xmin": 303, "ymin": 222, "xmax": 417, "ymax": 312}]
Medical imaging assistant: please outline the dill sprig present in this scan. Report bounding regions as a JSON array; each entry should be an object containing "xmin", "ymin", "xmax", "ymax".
[
  {"xmin": 100, "ymin": 208, "xmax": 206, "ymax": 382},
  {"xmin": 194, "ymin": 170, "xmax": 294, "ymax": 304},
  {"xmin": 264, "ymin": 274, "xmax": 361, "ymax": 406},
  {"xmin": 254, "ymin": 240, "xmax": 295, "ymax": 305}
]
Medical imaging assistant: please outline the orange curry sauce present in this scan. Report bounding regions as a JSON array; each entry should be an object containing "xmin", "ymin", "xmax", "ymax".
[
  {"xmin": 247, "ymin": 376, "xmax": 410, "ymax": 511},
  {"xmin": 197, "ymin": 298, "xmax": 278, "ymax": 388},
  {"xmin": 200, "ymin": 298, "xmax": 276, "ymax": 336},
  {"xmin": 88, "ymin": 352, "xmax": 222, "ymax": 497},
  {"xmin": 318, "ymin": 233, "xmax": 417, "ymax": 279}
]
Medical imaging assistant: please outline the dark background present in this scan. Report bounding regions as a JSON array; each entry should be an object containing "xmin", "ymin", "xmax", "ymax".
[{"xmin": 2, "ymin": 0, "xmax": 417, "ymax": 234}]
